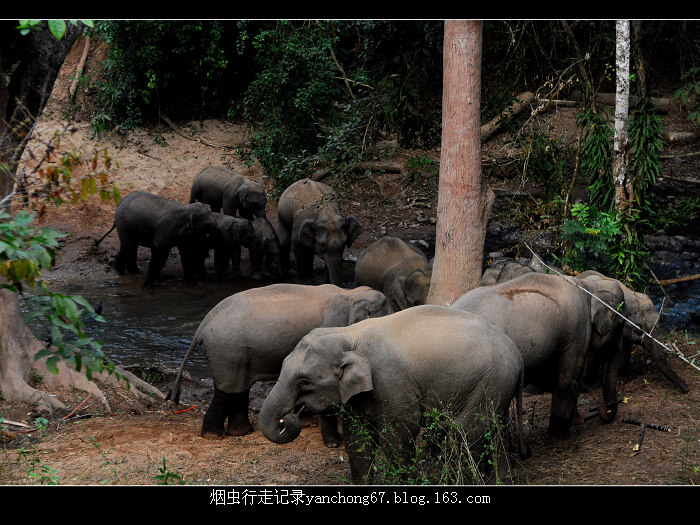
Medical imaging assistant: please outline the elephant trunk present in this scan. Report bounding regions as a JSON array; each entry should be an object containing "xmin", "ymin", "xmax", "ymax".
[
  {"xmin": 325, "ymin": 252, "xmax": 344, "ymax": 286},
  {"xmin": 642, "ymin": 337, "xmax": 689, "ymax": 393},
  {"xmin": 259, "ymin": 382, "xmax": 304, "ymax": 444}
]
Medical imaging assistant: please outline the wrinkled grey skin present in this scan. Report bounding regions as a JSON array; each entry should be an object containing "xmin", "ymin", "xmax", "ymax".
[
  {"xmin": 167, "ymin": 283, "xmax": 394, "ymax": 445},
  {"xmin": 277, "ymin": 179, "xmax": 363, "ymax": 286},
  {"xmin": 259, "ymin": 305, "xmax": 530, "ymax": 485},
  {"xmin": 481, "ymin": 258, "xmax": 689, "ymax": 394},
  {"xmin": 355, "ymin": 236, "xmax": 432, "ymax": 311},
  {"xmin": 196, "ymin": 212, "xmax": 256, "ymax": 282},
  {"xmin": 453, "ymin": 272, "xmax": 625, "ymax": 444},
  {"xmin": 577, "ymin": 270, "xmax": 689, "ymax": 394},
  {"xmin": 97, "ymin": 191, "xmax": 218, "ymax": 287},
  {"xmin": 480, "ymin": 253, "xmax": 552, "ymax": 286},
  {"xmin": 250, "ymin": 217, "xmax": 282, "ymax": 281},
  {"xmin": 189, "ymin": 166, "xmax": 268, "ymax": 220}
]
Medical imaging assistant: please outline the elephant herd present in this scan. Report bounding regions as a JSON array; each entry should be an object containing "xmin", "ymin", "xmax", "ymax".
[{"xmin": 96, "ymin": 166, "xmax": 688, "ymax": 484}]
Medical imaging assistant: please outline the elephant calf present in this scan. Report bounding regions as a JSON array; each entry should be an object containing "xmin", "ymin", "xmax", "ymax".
[
  {"xmin": 167, "ymin": 283, "xmax": 394, "ymax": 445},
  {"xmin": 277, "ymin": 179, "xmax": 363, "ymax": 286},
  {"xmin": 96, "ymin": 190, "xmax": 219, "ymax": 287},
  {"xmin": 355, "ymin": 236, "xmax": 432, "ymax": 310},
  {"xmin": 190, "ymin": 166, "xmax": 268, "ymax": 220},
  {"xmin": 259, "ymin": 305, "xmax": 529, "ymax": 484}
]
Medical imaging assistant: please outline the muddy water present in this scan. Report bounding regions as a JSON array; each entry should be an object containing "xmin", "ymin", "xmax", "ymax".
[{"xmin": 33, "ymin": 277, "xmax": 264, "ymax": 379}]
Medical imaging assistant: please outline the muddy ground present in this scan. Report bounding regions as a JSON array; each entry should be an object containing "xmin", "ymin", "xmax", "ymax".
[{"xmin": 1, "ymin": 36, "xmax": 699, "ymax": 491}]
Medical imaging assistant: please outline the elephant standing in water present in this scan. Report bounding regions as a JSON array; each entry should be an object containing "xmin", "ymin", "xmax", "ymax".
[
  {"xmin": 259, "ymin": 305, "xmax": 529, "ymax": 485},
  {"xmin": 452, "ymin": 271, "xmax": 626, "ymax": 444},
  {"xmin": 277, "ymin": 179, "xmax": 363, "ymax": 286},
  {"xmin": 194, "ymin": 212, "xmax": 256, "ymax": 282},
  {"xmin": 355, "ymin": 236, "xmax": 432, "ymax": 310},
  {"xmin": 95, "ymin": 190, "xmax": 218, "ymax": 287},
  {"xmin": 189, "ymin": 166, "xmax": 268, "ymax": 220},
  {"xmin": 167, "ymin": 283, "xmax": 393, "ymax": 446}
]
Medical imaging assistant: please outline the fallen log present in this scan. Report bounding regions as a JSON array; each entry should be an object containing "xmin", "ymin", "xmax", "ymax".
[{"xmin": 481, "ymin": 91, "xmax": 535, "ymax": 142}]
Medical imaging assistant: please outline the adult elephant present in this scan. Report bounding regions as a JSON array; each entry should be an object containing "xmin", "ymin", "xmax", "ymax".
[
  {"xmin": 258, "ymin": 305, "xmax": 530, "ymax": 485},
  {"xmin": 577, "ymin": 270, "xmax": 689, "ymax": 394},
  {"xmin": 355, "ymin": 236, "xmax": 432, "ymax": 310},
  {"xmin": 195, "ymin": 212, "xmax": 256, "ymax": 282},
  {"xmin": 189, "ymin": 166, "xmax": 267, "ymax": 220},
  {"xmin": 277, "ymin": 179, "xmax": 362, "ymax": 286},
  {"xmin": 452, "ymin": 271, "xmax": 625, "ymax": 444},
  {"xmin": 167, "ymin": 283, "xmax": 394, "ymax": 446},
  {"xmin": 96, "ymin": 191, "xmax": 218, "ymax": 287}
]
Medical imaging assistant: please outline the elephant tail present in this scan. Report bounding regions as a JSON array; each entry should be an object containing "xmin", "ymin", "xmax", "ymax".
[
  {"xmin": 94, "ymin": 221, "xmax": 116, "ymax": 247},
  {"xmin": 166, "ymin": 335, "xmax": 202, "ymax": 405},
  {"xmin": 514, "ymin": 364, "xmax": 531, "ymax": 460}
]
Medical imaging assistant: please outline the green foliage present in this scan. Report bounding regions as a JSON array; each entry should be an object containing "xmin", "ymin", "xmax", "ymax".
[
  {"xmin": 558, "ymin": 203, "xmax": 649, "ymax": 287},
  {"xmin": 576, "ymin": 105, "xmax": 614, "ymax": 210},
  {"xmin": 339, "ymin": 401, "xmax": 512, "ymax": 485},
  {"xmin": 673, "ymin": 66, "xmax": 700, "ymax": 124},
  {"xmin": 511, "ymin": 128, "xmax": 575, "ymax": 197},
  {"xmin": 17, "ymin": 20, "xmax": 93, "ymax": 40},
  {"xmin": 406, "ymin": 155, "xmax": 438, "ymax": 183},
  {"xmin": 154, "ymin": 458, "xmax": 185, "ymax": 485},
  {"xmin": 0, "ymin": 210, "xmax": 115, "ymax": 379},
  {"xmin": 92, "ymin": 20, "xmax": 251, "ymax": 133}
]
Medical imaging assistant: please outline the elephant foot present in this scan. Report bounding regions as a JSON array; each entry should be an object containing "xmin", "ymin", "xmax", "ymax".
[
  {"xmin": 201, "ymin": 430, "xmax": 225, "ymax": 440},
  {"xmin": 322, "ymin": 434, "xmax": 342, "ymax": 448},
  {"xmin": 226, "ymin": 421, "xmax": 253, "ymax": 436},
  {"xmin": 546, "ymin": 431, "xmax": 573, "ymax": 449},
  {"xmin": 597, "ymin": 405, "xmax": 617, "ymax": 423},
  {"xmin": 319, "ymin": 414, "xmax": 342, "ymax": 448}
]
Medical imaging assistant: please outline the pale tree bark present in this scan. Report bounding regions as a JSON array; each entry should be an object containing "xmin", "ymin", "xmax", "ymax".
[
  {"xmin": 613, "ymin": 19, "xmax": 633, "ymax": 211},
  {"xmin": 427, "ymin": 20, "xmax": 494, "ymax": 306}
]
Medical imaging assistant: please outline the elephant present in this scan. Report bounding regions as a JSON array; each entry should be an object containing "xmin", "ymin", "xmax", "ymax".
[
  {"xmin": 167, "ymin": 283, "xmax": 394, "ymax": 445},
  {"xmin": 277, "ymin": 179, "xmax": 363, "ymax": 286},
  {"xmin": 250, "ymin": 217, "xmax": 283, "ymax": 281},
  {"xmin": 354, "ymin": 236, "xmax": 432, "ymax": 310},
  {"xmin": 95, "ymin": 190, "xmax": 218, "ymax": 287},
  {"xmin": 452, "ymin": 271, "xmax": 626, "ymax": 444},
  {"xmin": 258, "ymin": 305, "xmax": 530, "ymax": 485},
  {"xmin": 481, "ymin": 257, "xmax": 689, "ymax": 394},
  {"xmin": 195, "ymin": 212, "xmax": 256, "ymax": 282},
  {"xmin": 577, "ymin": 270, "xmax": 689, "ymax": 394},
  {"xmin": 189, "ymin": 166, "xmax": 268, "ymax": 220}
]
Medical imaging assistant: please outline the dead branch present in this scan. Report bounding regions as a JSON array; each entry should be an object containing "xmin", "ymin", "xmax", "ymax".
[
  {"xmin": 481, "ymin": 91, "xmax": 535, "ymax": 142},
  {"xmin": 69, "ymin": 36, "xmax": 91, "ymax": 99},
  {"xmin": 158, "ymin": 112, "xmax": 220, "ymax": 148},
  {"xmin": 653, "ymin": 273, "xmax": 700, "ymax": 286}
]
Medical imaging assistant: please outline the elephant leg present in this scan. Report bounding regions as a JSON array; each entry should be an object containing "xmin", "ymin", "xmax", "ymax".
[
  {"xmin": 225, "ymin": 389, "xmax": 253, "ymax": 436},
  {"xmin": 230, "ymin": 244, "xmax": 242, "ymax": 277},
  {"xmin": 144, "ymin": 247, "xmax": 170, "ymax": 287},
  {"xmin": 294, "ymin": 245, "xmax": 314, "ymax": 279},
  {"xmin": 319, "ymin": 414, "xmax": 341, "ymax": 448},
  {"xmin": 178, "ymin": 245, "xmax": 200, "ymax": 286},
  {"xmin": 213, "ymin": 247, "xmax": 231, "ymax": 282},
  {"xmin": 201, "ymin": 388, "xmax": 235, "ymax": 439},
  {"xmin": 115, "ymin": 244, "xmax": 139, "ymax": 275}
]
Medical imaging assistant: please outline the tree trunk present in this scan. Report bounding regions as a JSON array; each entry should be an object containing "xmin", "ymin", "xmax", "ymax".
[
  {"xmin": 427, "ymin": 20, "xmax": 494, "ymax": 306},
  {"xmin": 613, "ymin": 20, "xmax": 633, "ymax": 210}
]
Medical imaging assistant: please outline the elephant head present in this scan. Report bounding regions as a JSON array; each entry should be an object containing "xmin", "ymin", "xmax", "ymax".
[
  {"xmin": 182, "ymin": 201, "xmax": 218, "ymax": 241},
  {"xmin": 344, "ymin": 286, "xmax": 395, "ymax": 323},
  {"xmin": 233, "ymin": 181, "xmax": 267, "ymax": 220},
  {"xmin": 388, "ymin": 269, "xmax": 431, "ymax": 310},
  {"xmin": 578, "ymin": 273, "xmax": 626, "ymax": 349},
  {"xmin": 297, "ymin": 206, "xmax": 363, "ymax": 285},
  {"xmin": 251, "ymin": 217, "xmax": 282, "ymax": 280},
  {"xmin": 259, "ymin": 329, "xmax": 372, "ymax": 444}
]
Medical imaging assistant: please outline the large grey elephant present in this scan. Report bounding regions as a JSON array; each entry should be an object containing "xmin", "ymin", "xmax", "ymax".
[
  {"xmin": 277, "ymin": 179, "xmax": 363, "ymax": 286},
  {"xmin": 259, "ymin": 305, "xmax": 530, "ymax": 485},
  {"xmin": 355, "ymin": 236, "xmax": 432, "ymax": 310},
  {"xmin": 189, "ymin": 166, "xmax": 268, "ymax": 220},
  {"xmin": 577, "ymin": 270, "xmax": 689, "ymax": 394},
  {"xmin": 452, "ymin": 271, "xmax": 626, "ymax": 444},
  {"xmin": 167, "ymin": 283, "xmax": 394, "ymax": 445},
  {"xmin": 481, "ymin": 258, "xmax": 689, "ymax": 394},
  {"xmin": 95, "ymin": 190, "xmax": 218, "ymax": 287},
  {"xmin": 195, "ymin": 212, "xmax": 256, "ymax": 282}
]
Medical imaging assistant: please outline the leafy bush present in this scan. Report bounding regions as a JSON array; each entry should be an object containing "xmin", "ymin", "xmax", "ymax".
[{"xmin": 673, "ymin": 66, "xmax": 700, "ymax": 124}]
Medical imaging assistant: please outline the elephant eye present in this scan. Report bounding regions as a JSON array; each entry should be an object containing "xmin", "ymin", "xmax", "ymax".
[{"xmin": 298, "ymin": 379, "xmax": 312, "ymax": 392}]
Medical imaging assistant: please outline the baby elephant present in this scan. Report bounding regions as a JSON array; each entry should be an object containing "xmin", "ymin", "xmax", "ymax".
[
  {"xmin": 259, "ymin": 305, "xmax": 529, "ymax": 484},
  {"xmin": 167, "ymin": 283, "xmax": 394, "ymax": 445},
  {"xmin": 190, "ymin": 166, "xmax": 267, "ymax": 220},
  {"xmin": 355, "ymin": 236, "xmax": 432, "ymax": 310}
]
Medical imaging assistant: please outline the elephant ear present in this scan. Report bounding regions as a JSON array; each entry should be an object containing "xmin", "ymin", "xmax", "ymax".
[
  {"xmin": 388, "ymin": 276, "xmax": 409, "ymax": 310},
  {"xmin": 585, "ymin": 277, "xmax": 624, "ymax": 339},
  {"xmin": 348, "ymin": 298, "xmax": 372, "ymax": 323},
  {"xmin": 298, "ymin": 218, "xmax": 316, "ymax": 248},
  {"xmin": 338, "ymin": 352, "xmax": 373, "ymax": 404},
  {"xmin": 344, "ymin": 215, "xmax": 363, "ymax": 247},
  {"xmin": 233, "ymin": 185, "xmax": 248, "ymax": 214}
]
